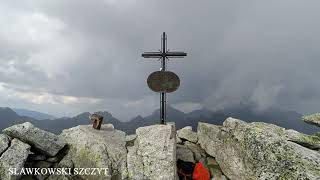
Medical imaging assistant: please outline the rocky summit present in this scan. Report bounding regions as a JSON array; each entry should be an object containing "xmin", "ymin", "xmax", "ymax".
[
  {"xmin": 197, "ymin": 118, "xmax": 320, "ymax": 180},
  {"xmin": 3, "ymin": 122, "xmax": 65, "ymax": 157},
  {"xmin": 0, "ymin": 117, "xmax": 319, "ymax": 180},
  {"xmin": 302, "ymin": 113, "xmax": 320, "ymax": 128}
]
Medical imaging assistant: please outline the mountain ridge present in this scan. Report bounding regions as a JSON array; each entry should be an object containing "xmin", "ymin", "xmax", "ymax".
[
  {"xmin": 12, "ymin": 108, "xmax": 56, "ymax": 120},
  {"xmin": 0, "ymin": 106, "xmax": 318, "ymax": 135}
]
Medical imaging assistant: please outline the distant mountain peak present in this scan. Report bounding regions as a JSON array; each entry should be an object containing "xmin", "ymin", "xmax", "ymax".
[
  {"xmin": 74, "ymin": 112, "xmax": 91, "ymax": 118},
  {"xmin": 0, "ymin": 107, "xmax": 20, "ymax": 119},
  {"xmin": 151, "ymin": 105, "xmax": 185, "ymax": 116},
  {"xmin": 131, "ymin": 115, "xmax": 144, "ymax": 122},
  {"xmin": 0, "ymin": 107, "xmax": 17, "ymax": 113}
]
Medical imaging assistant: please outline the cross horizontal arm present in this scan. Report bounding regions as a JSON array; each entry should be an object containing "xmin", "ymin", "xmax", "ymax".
[
  {"xmin": 142, "ymin": 52, "xmax": 162, "ymax": 58},
  {"xmin": 165, "ymin": 52, "xmax": 187, "ymax": 57},
  {"xmin": 142, "ymin": 52, "xmax": 187, "ymax": 58}
]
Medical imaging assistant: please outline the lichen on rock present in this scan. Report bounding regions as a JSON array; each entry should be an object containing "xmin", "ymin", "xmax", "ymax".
[
  {"xmin": 0, "ymin": 134, "xmax": 10, "ymax": 155},
  {"xmin": 198, "ymin": 118, "xmax": 320, "ymax": 180},
  {"xmin": 177, "ymin": 126, "xmax": 198, "ymax": 143},
  {"xmin": 0, "ymin": 138, "xmax": 31, "ymax": 180},
  {"xmin": 302, "ymin": 113, "xmax": 320, "ymax": 127},
  {"xmin": 127, "ymin": 123, "xmax": 177, "ymax": 180},
  {"xmin": 60, "ymin": 124, "xmax": 127, "ymax": 180},
  {"xmin": 3, "ymin": 122, "xmax": 65, "ymax": 156}
]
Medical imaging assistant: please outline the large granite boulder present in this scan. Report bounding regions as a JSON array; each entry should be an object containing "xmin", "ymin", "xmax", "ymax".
[
  {"xmin": 177, "ymin": 126, "xmax": 198, "ymax": 143},
  {"xmin": 60, "ymin": 124, "xmax": 127, "ymax": 180},
  {"xmin": 197, "ymin": 123, "xmax": 222, "ymax": 158},
  {"xmin": 127, "ymin": 124, "xmax": 176, "ymax": 180},
  {"xmin": 3, "ymin": 122, "xmax": 65, "ymax": 156},
  {"xmin": 0, "ymin": 134, "xmax": 10, "ymax": 155},
  {"xmin": 0, "ymin": 138, "xmax": 31, "ymax": 180},
  {"xmin": 198, "ymin": 118, "xmax": 320, "ymax": 180},
  {"xmin": 302, "ymin": 113, "xmax": 320, "ymax": 127}
]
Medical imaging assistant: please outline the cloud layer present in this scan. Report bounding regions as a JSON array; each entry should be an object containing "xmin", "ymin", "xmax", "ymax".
[{"xmin": 0, "ymin": 0, "xmax": 320, "ymax": 120}]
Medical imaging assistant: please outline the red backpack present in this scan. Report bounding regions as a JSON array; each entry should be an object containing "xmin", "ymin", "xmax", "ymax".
[{"xmin": 192, "ymin": 162, "xmax": 210, "ymax": 180}]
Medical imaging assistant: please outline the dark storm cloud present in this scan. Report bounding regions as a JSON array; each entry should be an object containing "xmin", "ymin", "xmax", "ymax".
[
  {"xmin": 0, "ymin": 0, "xmax": 320, "ymax": 119},
  {"xmin": 27, "ymin": 0, "xmax": 241, "ymax": 99}
]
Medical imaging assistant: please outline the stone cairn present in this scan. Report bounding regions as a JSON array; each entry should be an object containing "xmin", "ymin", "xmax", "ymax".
[{"xmin": 89, "ymin": 113, "xmax": 103, "ymax": 130}]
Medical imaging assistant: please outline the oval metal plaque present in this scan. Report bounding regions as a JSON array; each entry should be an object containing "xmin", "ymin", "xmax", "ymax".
[{"xmin": 147, "ymin": 71, "xmax": 180, "ymax": 93}]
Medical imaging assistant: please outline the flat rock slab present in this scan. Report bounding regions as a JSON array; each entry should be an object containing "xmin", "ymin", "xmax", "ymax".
[
  {"xmin": 60, "ymin": 124, "xmax": 127, "ymax": 180},
  {"xmin": 177, "ymin": 126, "xmax": 198, "ymax": 143},
  {"xmin": 3, "ymin": 122, "xmax": 65, "ymax": 156},
  {"xmin": 127, "ymin": 124, "xmax": 176, "ymax": 180},
  {"xmin": 0, "ymin": 138, "xmax": 31, "ymax": 180}
]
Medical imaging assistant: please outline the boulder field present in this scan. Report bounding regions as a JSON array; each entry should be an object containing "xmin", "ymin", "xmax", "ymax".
[{"xmin": 0, "ymin": 117, "xmax": 318, "ymax": 180}]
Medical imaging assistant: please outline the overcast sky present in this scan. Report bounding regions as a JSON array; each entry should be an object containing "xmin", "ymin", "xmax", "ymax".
[{"xmin": 0, "ymin": 0, "xmax": 319, "ymax": 120}]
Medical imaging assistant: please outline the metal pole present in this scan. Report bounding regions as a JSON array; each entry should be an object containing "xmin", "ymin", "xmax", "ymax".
[{"xmin": 161, "ymin": 32, "xmax": 166, "ymax": 124}]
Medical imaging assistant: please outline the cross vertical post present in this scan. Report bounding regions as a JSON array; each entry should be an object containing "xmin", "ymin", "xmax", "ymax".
[
  {"xmin": 161, "ymin": 32, "xmax": 166, "ymax": 124},
  {"xmin": 142, "ymin": 32, "xmax": 187, "ymax": 124}
]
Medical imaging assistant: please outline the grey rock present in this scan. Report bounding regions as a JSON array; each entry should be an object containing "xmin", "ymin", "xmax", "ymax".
[
  {"xmin": 47, "ymin": 146, "xmax": 69, "ymax": 163},
  {"xmin": 3, "ymin": 122, "xmax": 65, "ymax": 156},
  {"xmin": 206, "ymin": 157, "xmax": 224, "ymax": 180},
  {"xmin": 0, "ymin": 134, "xmax": 10, "ymax": 155},
  {"xmin": 28, "ymin": 154, "xmax": 47, "ymax": 161},
  {"xmin": 36, "ymin": 175, "xmax": 49, "ymax": 180},
  {"xmin": 125, "ymin": 134, "xmax": 137, "ymax": 142},
  {"xmin": 34, "ymin": 161, "xmax": 53, "ymax": 168},
  {"xmin": 177, "ymin": 126, "xmax": 198, "ymax": 143},
  {"xmin": 176, "ymin": 144, "xmax": 195, "ymax": 163},
  {"xmin": 198, "ymin": 118, "xmax": 320, "ymax": 180},
  {"xmin": 57, "ymin": 153, "xmax": 74, "ymax": 169},
  {"xmin": 184, "ymin": 141, "xmax": 207, "ymax": 162},
  {"xmin": 46, "ymin": 174, "xmax": 74, "ymax": 180},
  {"xmin": 21, "ymin": 175, "xmax": 35, "ymax": 180},
  {"xmin": 46, "ymin": 156, "xmax": 61, "ymax": 163},
  {"xmin": 127, "ymin": 124, "xmax": 176, "ymax": 180},
  {"xmin": 101, "ymin": 123, "xmax": 114, "ymax": 130},
  {"xmin": 127, "ymin": 145, "xmax": 143, "ymax": 179},
  {"xmin": 0, "ymin": 138, "xmax": 31, "ymax": 180},
  {"xmin": 302, "ymin": 113, "xmax": 320, "ymax": 127},
  {"xmin": 285, "ymin": 129, "xmax": 320, "ymax": 150},
  {"xmin": 60, "ymin": 124, "xmax": 127, "ymax": 180},
  {"xmin": 211, "ymin": 175, "xmax": 228, "ymax": 180},
  {"xmin": 33, "ymin": 161, "xmax": 52, "ymax": 180},
  {"xmin": 125, "ymin": 134, "xmax": 137, "ymax": 147},
  {"xmin": 176, "ymin": 135, "xmax": 182, "ymax": 144},
  {"xmin": 197, "ymin": 123, "xmax": 222, "ymax": 158},
  {"xmin": 182, "ymin": 126, "xmax": 192, "ymax": 130}
]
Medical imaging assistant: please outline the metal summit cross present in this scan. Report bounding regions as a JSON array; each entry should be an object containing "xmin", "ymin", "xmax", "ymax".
[{"xmin": 142, "ymin": 32, "xmax": 187, "ymax": 124}]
